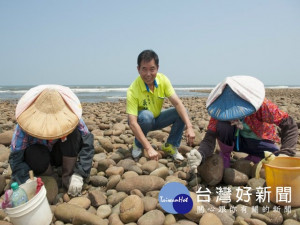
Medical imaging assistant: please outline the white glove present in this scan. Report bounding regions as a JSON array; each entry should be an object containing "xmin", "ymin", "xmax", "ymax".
[
  {"xmin": 187, "ymin": 149, "xmax": 202, "ymax": 172},
  {"xmin": 68, "ymin": 173, "xmax": 83, "ymax": 197}
]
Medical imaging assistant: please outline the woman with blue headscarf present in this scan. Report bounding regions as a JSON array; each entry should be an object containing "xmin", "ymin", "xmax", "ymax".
[{"xmin": 187, "ymin": 76, "xmax": 298, "ymax": 171}]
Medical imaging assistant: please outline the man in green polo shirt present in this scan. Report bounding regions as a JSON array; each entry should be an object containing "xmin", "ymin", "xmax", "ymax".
[{"xmin": 126, "ymin": 49, "xmax": 195, "ymax": 161}]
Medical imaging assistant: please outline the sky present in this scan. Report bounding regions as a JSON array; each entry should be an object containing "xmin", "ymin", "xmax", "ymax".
[{"xmin": 0, "ymin": 0, "xmax": 299, "ymax": 86}]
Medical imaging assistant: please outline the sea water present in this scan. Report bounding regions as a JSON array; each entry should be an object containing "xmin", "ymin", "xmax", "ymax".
[
  {"xmin": 1, "ymin": 85, "xmax": 299, "ymax": 103},
  {"xmin": 0, "ymin": 85, "xmax": 213, "ymax": 103}
]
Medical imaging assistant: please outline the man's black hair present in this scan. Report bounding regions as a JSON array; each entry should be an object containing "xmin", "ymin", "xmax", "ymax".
[{"xmin": 137, "ymin": 49, "xmax": 159, "ymax": 67}]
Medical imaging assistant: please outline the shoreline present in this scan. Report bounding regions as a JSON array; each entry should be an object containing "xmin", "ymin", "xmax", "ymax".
[{"xmin": 1, "ymin": 88, "xmax": 300, "ymax": 104}]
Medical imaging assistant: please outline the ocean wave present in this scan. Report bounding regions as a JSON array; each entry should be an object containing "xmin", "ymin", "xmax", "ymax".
[
  {"xmin": 0, "ymin": 87, "xmax": 211, "ymax": 94},
  {"xmin": 1, "ymin": 85, "xmax": 300, "ymax": 94},
  {"xmin": 0, "ymin": 88, "xmax": 129, "ymax": 94},
  {"xmin": 0, "ymin": 90, "xmax": 28, "ymax": 93},
  {"xmin": 265, "ymin": 86, "xmax": 290, "ymax": 89},
  {"xmin": 107, "ymin": 96, "xmax": 127, "ymax": 99},
  {"xmin": 71, "ymin": 88, "xmax": 128, "ymax": 93},
  {"xmin": 174, "ymin": 87, "xmax": 213, "ymax": 91}
]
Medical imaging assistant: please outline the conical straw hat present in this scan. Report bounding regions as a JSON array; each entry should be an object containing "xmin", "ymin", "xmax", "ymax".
[{"xmin": 17, "ymin": 88, "xmax": 79, "ymax": 140}]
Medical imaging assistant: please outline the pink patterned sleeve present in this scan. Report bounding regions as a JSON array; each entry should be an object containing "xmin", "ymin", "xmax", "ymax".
[
  {"xmin": 77, "ymin": 119, "xmax": 90, "ymax": 136},
  {"xmin": 256, "ymin": 98, "xmax": 289, "ymax": 126},
  {"xmin": 207, "ymin": 117, "xmax": 218, "ymax": 132}
]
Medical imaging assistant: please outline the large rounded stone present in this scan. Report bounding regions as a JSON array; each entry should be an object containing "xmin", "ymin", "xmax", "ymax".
[
  {"xmin": 142, "ymin": 196, "xmax": 158, "ymax": 212},
  {"xmin": 201, "ymin": 202, "xmax": 235, "ymax": 225},
  {"xmin": 137, "ymin": 209, "xmax": 165, "ymax": 225},
  {"xmin": 88, "ymin": 190, "xmax": 107, "ymax": 207},
  {"xmin": 116, "ymin": 159, "xmax": 136, "ymax": 171},
  {"xmin": 94, "ymin": 141, "xmax": 106, "ymax": 153},
  {"xmin": 264, "ymin": 211, "xmax": 283, "ymax": 225},
  {"xmin": 120, "ymin": 195, "xmax": 144, "ymax": 223},
  {"xmin": 106, "ymin": 166, "xmax": 124, "ymax": 176},
  {"xmin": 54, "ymin": 203, "xmax": 107, "ymax": 225},
  {"xmin": 116, "ymin": 175, "xmax": 165, "ymax": 194},
  {"xmin": 150, "ymin": 167, "xmax": 169, "ymax": 179},
  {"xmin": 99, "ymin": 123, "xmax": 110, "ymax": 130},
  {"xmin": 165, "ymin": 175, "xmax": 187, "ymax": 186},
  {"xmin": 97, "ymin": 159, "xmax": 116, "ymax": 172},
  {"xmin": 199, "ymin": 154, "xmax": 223, "ymax": 185},
  {"xmin": 184, "ymin": 192, "xmax": 205, "ymax": 222},
  {"xmin": 128, "ymin": 165, "xmax": 143, "ymax": 175},
  {"xmin": 233, "ymin": 159, "xmax": 253, "ymax": 177},
  {"xmin": 193, "ymin": 130, "xmax": 202, "ymax": 146},
  {"xmin": 283, "ymin": 219, "xmax": 300, "ymax": 225},
  {"xmin": 107, "ymin": 175, "xmax": 121, "ymax": 189},
  {"xmin": 244, "ymin": 218, "xmax": 268, "ymax": 225},
  {"xmin": 141, "ymin": 160, "xmax": 159, "ymax": 173},
  {"xmin": 112, "ymin": 129, "xmax": 123, "ymax": 136},
  {"xmin": 97, "ymin": 204, "xmax": 112, "ymax": 219},
  {"xmin": 199, "ymin": 213, "xmax": 222, "ymax": 225},
  {"xmin": 147, "ymin": 131, "xmax": 168, "ymax": 142},
  {"xmin": 0, "ymin": 130, "xmax": 13, "ymax": 146},
  {"xmin": 122, "ymin": 171, "xmax": 139, "ymax": 179},
  {"xmin": 111, "ymin": 202, "xmax": 121, "ymax": 215},
  {"xmin": 164, "ymin": 214, "xmax": 176, "ymax": 225},
  {"xmin": 109, "ymin": 152, "xmax": 123, "ymax": 163},
  {"xmin": 107, "ymin": 192, "xmax": 128, "ymax": 206},
  {"xmin": 112, "ymin": 123, "xmax": 126, "ymax": 131},
  {"xmin": 247, "ymin": 177, "xmax": 265, "ymax": 190},
  {"xmin": 98, "ymin": 137, "xmax": 114, "ymax": 152},
  {"xmin": 177, "ymin": 220, "xmax": 197, "ymax": 225},
  {"xmin": 0, "ymin": 145, "xmax": 11, "ymax": 163},
  {"xmin": 68, "ymin": 197, "xmax": 91, "ymax": 209},
  {"xmin": 93, "ymin": 153, "xmax": 107, "ymax": 162},
  {"xmin": 108, "ymin": 213, "xmax": 123, "ymax": 225},
  {"xmin": 130, "ymin": 189, "xmax": 144, "ymax": 198},
  {"xmin": 223, "ymin": 168, "xmax": 249, "ymax": 186},
  {"xmin": 235, "ymin": 204, "xmax": 252, "ymax": 219},
  {"xmin": 90, "ymin": 175, "xmax": 108, "ymax": 187}
]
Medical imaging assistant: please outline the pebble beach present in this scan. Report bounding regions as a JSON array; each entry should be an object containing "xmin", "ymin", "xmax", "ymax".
[{"xmin": 0, "ymin": 88, "xmax": 300, "ymax": 225}]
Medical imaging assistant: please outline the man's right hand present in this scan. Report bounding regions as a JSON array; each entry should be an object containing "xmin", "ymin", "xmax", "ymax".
[
  {"xmin": 187, "ymin": 149, "xmax": 202, "ymax": 172},
  {"xmin": 145, "ymin": 146, "xmax": 159, "ymax": 161}
]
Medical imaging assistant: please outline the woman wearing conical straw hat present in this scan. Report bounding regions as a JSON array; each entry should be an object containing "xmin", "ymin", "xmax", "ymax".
[
  {"xmin": 9, "ymin": 85, "xmax": 94, "ymax": 197},
  {"xmin": 187, "ymin": 75, "xmax": 298, "ymax": 172}
]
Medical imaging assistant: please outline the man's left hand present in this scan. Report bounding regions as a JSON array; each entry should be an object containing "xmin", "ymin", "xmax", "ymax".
[{"xmin": 186, "ymin": 127, "xmax": 195, "ymax": 146}]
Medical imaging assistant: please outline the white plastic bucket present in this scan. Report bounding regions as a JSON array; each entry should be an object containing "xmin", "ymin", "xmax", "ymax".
[{"xmin": 5, "ymin": 184, "xmax": 52, "ymax": 225}]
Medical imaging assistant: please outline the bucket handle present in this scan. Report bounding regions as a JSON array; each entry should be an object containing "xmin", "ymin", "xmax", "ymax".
[{"xmin": 255, "ymin": 151, "xmax": 276, "ymax": 179}]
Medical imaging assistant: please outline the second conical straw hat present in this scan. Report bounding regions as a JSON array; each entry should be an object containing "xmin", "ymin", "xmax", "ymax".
[{"xmin": 17, "ymin": 88, "xmax": 79, "ymax": 140}]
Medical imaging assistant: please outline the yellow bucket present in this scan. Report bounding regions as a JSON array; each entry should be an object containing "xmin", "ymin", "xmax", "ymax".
[{"xmin": 264, "ymin": 157, "xmax": 300, "ymax": 207}]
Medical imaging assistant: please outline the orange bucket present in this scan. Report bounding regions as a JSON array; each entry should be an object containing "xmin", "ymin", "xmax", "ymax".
[{"xmin": 264, "ymin": 157, "xmax": 300, "ymax": 207}]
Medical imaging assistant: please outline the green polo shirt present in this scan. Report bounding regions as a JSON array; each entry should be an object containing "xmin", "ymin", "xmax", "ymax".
[{"xmin": 126, "ymin": 73, "xmax": 175, "ymax": 118}]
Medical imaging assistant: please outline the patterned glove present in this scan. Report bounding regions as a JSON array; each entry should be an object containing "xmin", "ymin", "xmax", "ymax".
[
  {"xmin": 187, "ymin": 149, "xmax": 202, "ymax": 172},
  {"xmin": 68, "ymin": 173, "xmax": 83, "ymax": 197}
]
